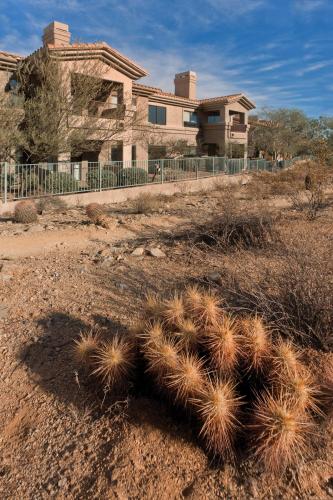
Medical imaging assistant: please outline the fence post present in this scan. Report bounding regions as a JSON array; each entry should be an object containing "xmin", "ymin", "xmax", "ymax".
[
  {"xmin": 212, "ymin": 156, "xmax": 215, "ymax": 176},
  {"xmin": 99, "ymin": 161, "xmax": 102, "ymax": 192},
  {"xmin": 4, "ymin": 162, "xmax": 8, "ymax": 204},
  {"xmin": 196, "ymin": 160, "xmax": 199, "ymax": 180},
  {"xmin": 161, "ymin": 159, "xmax": 164, "ymax": 184}
]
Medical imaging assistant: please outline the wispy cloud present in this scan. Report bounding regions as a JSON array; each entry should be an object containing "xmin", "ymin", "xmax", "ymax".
[{"xmin": 294, "ymin": 0, "xmax": 328, "ymax": 12}]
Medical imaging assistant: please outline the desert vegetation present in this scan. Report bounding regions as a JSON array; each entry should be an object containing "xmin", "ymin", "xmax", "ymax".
[
  {"xmin": 73, "ymin": 285, "xmax": 332, "ymax": 474},
  {"xmin": 1, "ymin": 157, "xmax": 332, "ymax": 498}
]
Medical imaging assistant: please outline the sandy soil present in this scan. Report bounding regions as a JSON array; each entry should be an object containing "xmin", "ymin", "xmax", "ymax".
[{"xmin": 0, "ymin": 187, "xmax": 332, "ymax": 499}]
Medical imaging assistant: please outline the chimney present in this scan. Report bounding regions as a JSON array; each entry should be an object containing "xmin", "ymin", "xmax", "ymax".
[
  {"xmin": 174, "ymin": 71, "xmax": 197, "ymax": 99},
  {"xmin": 42, "ymin": 21, "xmax": 71, "ymax": 47}
]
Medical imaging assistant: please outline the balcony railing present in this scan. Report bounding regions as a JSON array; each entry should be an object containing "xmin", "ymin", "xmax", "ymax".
[{"xmin": 230, "ymin": 124, "xmax": 247, "ymax": 133}]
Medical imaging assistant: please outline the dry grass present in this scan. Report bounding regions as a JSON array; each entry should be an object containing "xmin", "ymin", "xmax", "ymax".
[
  {"xmin": 132, "ymin": 193, "xmax": 165, "ymax": 214},
  {"xmin": 218, "ymin": 230, "xmax": 333, "ymax": 349}
]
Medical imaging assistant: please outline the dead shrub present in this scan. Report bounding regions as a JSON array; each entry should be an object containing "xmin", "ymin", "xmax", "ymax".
[
  {"xmin": 245, "ymin": 161, "xmax": 332, "ymax": 201},
  {"xmin": 192, "ymin": 212, "xmax": 276, "ymax": 250},
  {"xmin": 36, "ymin": 196, "xmax": 67, "ymax": 215},
  {"xmin": 132, "ymin": 193, "xmax": 164, "ymax": 214},
  {"xmin": 218, "ymin": 232, "xmax": 333, "ymax": 349}
]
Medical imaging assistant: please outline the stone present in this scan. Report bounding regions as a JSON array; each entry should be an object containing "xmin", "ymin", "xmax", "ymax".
[
  {"xmin": 148, "ymin": 248, "xmax": 166, "ymax": 258},
  {"xmin": 207, "ymin": 271, "xmax": 222, "ymax": 284},
  {"xmin": 131, "ymin": 247, "xmax": 145, "ymax": 256},
  {"xmin": 26, "ymin": 224, "xmax": 44, "ymax": 233}
]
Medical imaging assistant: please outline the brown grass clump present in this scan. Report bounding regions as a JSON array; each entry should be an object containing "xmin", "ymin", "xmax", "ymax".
[
  {"xmin": 240, "ymin": 316, "xmax": 271, "ymax": 372},
  {"xmin": 73, "ymin": 331, "xmax": 100, "ymax": 365},
  {"xmin": 166, "ymin": 352, "xmax": 206, "ymax": 405},
  {"xmin": 205, "ymin": 314, "xmax": 242, "ymax": 375},
  {"xmin": 93, "ymin": 335, "xmax": 135, "ymax": 389},
  {"xmin": 132, "ymin": 193, "xmax": 163, "ymax": 214},
  {"xmin": 251, "ymin": 392, "xmax": 313, "ymax": 473},
  {"xmin": 193, "ymin": 379, "xmax": 243, "ymax": 459}
]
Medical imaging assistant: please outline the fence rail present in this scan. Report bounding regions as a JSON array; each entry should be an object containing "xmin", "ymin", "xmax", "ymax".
[{"xmin": 0, "ymin": 157, "xmax": 292, "ymax": 203}]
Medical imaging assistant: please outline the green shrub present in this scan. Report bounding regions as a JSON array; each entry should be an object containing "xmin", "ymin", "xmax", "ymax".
[
  {"xmin": 117, "ymin": 167, "xmax": 148, "ymax": 187},
  {"xmin": 87, "ymin": 168, "xmax": 117, "ymax": 190},
  {"xmin": 20, "ymin": 172, "xmax": 39, "ymax": 196},
  {"xmin": 45, "ymin": 172, "xmax": 80, "ymax": 194}
]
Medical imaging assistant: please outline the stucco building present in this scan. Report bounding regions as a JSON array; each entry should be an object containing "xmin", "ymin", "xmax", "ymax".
[{"xmin": 0, "ymin": 21, "xmax": 255, "ymax": 163}]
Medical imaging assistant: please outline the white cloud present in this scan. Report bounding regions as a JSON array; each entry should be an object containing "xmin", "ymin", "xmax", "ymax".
[{"xmin": 294, "ymin": 0, "xmax": 328, "ymax": 11}]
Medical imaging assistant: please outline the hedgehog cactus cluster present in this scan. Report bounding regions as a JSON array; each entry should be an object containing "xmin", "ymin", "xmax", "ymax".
[
  {"xmin": 74, "ymin": 286, "xmax": 332, "ymax": 473},
  {"xmin": 14, "ymin": 200, "xmax": 38, "ymax": 223},
  {"xmin": 85, "ymin": 203, "xmax": 111, "ymax": 229}
]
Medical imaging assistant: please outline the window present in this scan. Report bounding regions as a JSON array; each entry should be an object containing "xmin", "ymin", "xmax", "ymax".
[
  {"xmin": 148, "ymin": 105, "xmax": 166, "ymax": 125},
  {"xmin": 207, "ymin": 111, "xmax": 220, "ymax": 124},
  {"xmin": 132, "ymin": 145, "xmax": 137, "ymax": 161},
  {"xmin": 184, "ymin": 110, "xmax": 198, "ymax": 127}
]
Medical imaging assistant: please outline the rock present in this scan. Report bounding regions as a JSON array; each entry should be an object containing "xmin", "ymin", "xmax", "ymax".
[
  {"xmin": 109, "ymin": 246, "xmax": 123, "ymax": 255},
  {"xmin": 207, "ymin": 271, "xmax": 222, "ymax": 284},
  {"xmin": 148, "ymin": 248, "xmax": 166, "ymax": 258},
  {"xmin": 26, "ymin": 224, "xmax": 44, "ymax": 233},
  {"xmin": 97, "ymin": 248, "xmax": 110, "ymax": 257},
  {"xmin": 131, "ymin": 247, "xmax": 145, "ymax": 256}
]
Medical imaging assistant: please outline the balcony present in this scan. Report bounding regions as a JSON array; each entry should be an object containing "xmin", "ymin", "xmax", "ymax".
[{"xmin": 230, "ymin": 124, "xmax": 247, "ymax": 133}]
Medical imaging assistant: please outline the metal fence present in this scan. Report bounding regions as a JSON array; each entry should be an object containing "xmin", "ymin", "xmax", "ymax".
[{"xmin": 0, "ymin": 157, "xmax": 291, "ymax": 203}]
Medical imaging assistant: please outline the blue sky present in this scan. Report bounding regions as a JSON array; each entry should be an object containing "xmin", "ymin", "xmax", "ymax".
[{"xmin": 0, "ymin": 0, "xmax": 332, "ymax": 116}]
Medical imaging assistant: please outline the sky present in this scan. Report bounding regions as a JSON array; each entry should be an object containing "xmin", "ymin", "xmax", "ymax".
[{"xmin": 0, "ymin": 0, "xmax": 332, "ymax": 116}]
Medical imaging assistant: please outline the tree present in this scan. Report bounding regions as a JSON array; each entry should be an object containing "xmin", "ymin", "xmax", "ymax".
[
  {"xmin": 0, "ymin": 92, "xmax": 24, "ymax": 162},
  {"xmin": 249, "ymin": 108, "xmax": 312, "ymax": 159},
  {"xmin": 16, "ymin": 48, "xmax": 145, "ymax": 162}
]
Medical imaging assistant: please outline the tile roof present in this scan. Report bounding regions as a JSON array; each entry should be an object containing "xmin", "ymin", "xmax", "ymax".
[
  {"xmin": 199, "ymin": 93, "xmax": 243, "ymax": 104},
  {"xmin": 0, "ymin": 50, "xmax": 23, "ymax": 71},
  {"xmin": 46, "ymin": 42, "xmax": 148, "ymax": 79}
]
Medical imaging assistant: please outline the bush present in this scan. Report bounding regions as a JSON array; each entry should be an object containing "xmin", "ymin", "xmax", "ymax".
[
  {"xmin": 87, "ymin": 168, "xmax": 117, "ymax": 190},
  {"xmin": 36, "ymin": 196, "xmax": 67, "ymax": 215},
  {"xmin": 16, "ymin": 172, "xmax": 39, "ymax": 196},
  {"xmin": 45, "ymin": 172, "xmax": 80, "ymax": 194},
  {"xmin": 117, "ymin": 167, "xmax": 148, "ymax": 187},
  {"xmin": 132, "ymin": 193, "xmax": 163, "ymax": 214},
  {"xmin": 14, "ymin": 200, "xmax": 38, "ymax": 223},
  {"xmin": 218, "ymin": 232, "xmax": 333, "ymax": 349}
]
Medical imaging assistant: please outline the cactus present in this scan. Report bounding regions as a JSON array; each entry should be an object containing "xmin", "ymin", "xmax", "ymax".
[
  {"xmin": 251, "ymin": 392, "xmax": 313, "ymax": 473},
  {"xmin": 85, "ymin": 203, "xmax": 112, "ymax": 229},
  {"xmin": 85, "ymin": 203, "xmax": 105, "ymax": 223},
  {"xmin": 73, "ymin": 286, "xmax": 332, "ymax": 473},
  {"xmin": 14, "ymin": 200, "xmax": 38, "ymax": 223}
]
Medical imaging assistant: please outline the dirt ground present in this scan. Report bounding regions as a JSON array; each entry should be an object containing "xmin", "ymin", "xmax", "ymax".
[{"xmin": 0, "ymin": 183, "xmax": 332, "ymax": 499}]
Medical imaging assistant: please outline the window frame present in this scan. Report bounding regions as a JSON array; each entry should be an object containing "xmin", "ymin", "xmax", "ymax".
[{"xmin": 148, "ymin": 105, "xmax": 167, "ymax": 125}]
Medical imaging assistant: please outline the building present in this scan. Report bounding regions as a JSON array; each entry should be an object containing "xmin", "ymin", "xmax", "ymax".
[{"xmin": 0, "ymin": 21, "xmax": 255, "ymax": 163}]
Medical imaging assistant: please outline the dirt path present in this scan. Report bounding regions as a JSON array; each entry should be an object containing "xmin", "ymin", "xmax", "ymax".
[{"xmin": 0, "ymin": 215, "xmax": 184, "ymax": 259}]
